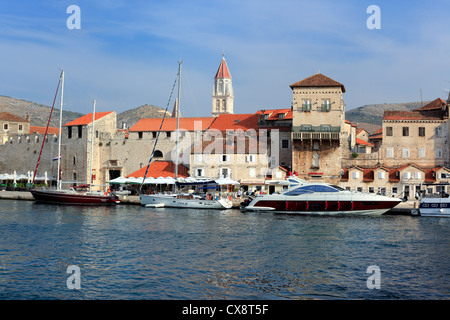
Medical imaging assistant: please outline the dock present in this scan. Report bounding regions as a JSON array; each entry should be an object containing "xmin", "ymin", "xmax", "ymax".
[{"xmin": 0, "ymin": 191, "xmax": 418, "ymax": 215}]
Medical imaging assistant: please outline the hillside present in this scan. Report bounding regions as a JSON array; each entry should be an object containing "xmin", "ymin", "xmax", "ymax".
[
  {"xmin": 0, "ymin": 95, "xmax": 170, "ymax": 129},
  {"xmin": 345, "ymin": 101, "xmax": 431, "ymax": 134},
  {"xmin": 0, "ymin": 95, "xmax": 84, "ymax": 128},
  {"xmin": 117, "ymin": 104, "xmax": 171, "ymax": 129}
]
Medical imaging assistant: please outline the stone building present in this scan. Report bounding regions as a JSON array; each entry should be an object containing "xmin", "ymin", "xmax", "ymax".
[
  {"xmin": 290, "ymin": 73, "xmax": 347, "ymax": 184},
  {"xmin": 0, "ymin": 112, "xmax": 30, "ymax": 144}
]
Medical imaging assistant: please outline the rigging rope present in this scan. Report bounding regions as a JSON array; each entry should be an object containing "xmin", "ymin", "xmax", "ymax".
[
  {"xmin": 32, "ymin": 74, "xmax": 62, "ymax": 184},
  {"xmin": 138, "ymin": 67, "xmax": 180, "ymax": 194}
]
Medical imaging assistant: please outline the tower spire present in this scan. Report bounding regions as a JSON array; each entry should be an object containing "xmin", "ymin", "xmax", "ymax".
[{"xmin": 212, "ymin": 55, "xmax": 234, "ymax": 116}]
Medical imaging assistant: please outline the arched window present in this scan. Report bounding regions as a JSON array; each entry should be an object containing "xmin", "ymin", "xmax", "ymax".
[
  {"xmin": 312, "ymin": 152, "xmax": 319, "ymax": 167},
  {"xmin": 154, "ymin": 150, "xmax": 163, "ymax": 158}
]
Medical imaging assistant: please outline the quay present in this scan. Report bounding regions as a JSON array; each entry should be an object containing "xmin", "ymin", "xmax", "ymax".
[{"xmin": 0, "ymin": 190, "xmax": 418, "ymax": 215}]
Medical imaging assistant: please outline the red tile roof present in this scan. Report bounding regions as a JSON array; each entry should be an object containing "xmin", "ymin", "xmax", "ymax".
[
  {"xmin": 210, "ymin": 113, "xmax": 260, "ymax": 131},
  {"xmin": 414, "ymin": 98, "xmax": 446, "ymax": 111},
  {"xmin": 257, "ymin": 108, "xmax": 293, "ymax": 120},
  {"xmin": 356, "ymin": 138, "xmax": 374, "ymax": 147},
  {"xmin": 64, "ymin": 111, "xmax": 114, "ymax": 126},
  {"xmin": 290, "ymin": 73, "xmax": 346, "ymax": 92},
  {"xmin": 383, "ymin": 110, "xmax": 443, "ymax": 121},
  {"xmin": 130, "ymin": 117, "xmax": 215, "ymax": 132},
  {"xmin": 127, "ymin": 161, "xmax": 189, "ymax": 178},
  {"xmin": 30, "ymin": 126, "xmax": 60, "ymax": 135},
  {"xmin": 215, "ymin": 57, "xmax": 231, "ymax": 79},
  {"xmin": 0, "ymin": 112, "xmax": 30, "ymax": 122},
  {"xmin": 369, "ymin": 128, "xmax": 382, "ymax": 140},
  {"xmin": 345, "ymin": 120, "xmax": 357, "ymax": 127}
]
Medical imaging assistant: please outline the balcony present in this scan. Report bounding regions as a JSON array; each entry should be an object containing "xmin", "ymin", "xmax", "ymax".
[{"xmin": 292, "ymin": 126, "xmax": 341, "ymax": 141}]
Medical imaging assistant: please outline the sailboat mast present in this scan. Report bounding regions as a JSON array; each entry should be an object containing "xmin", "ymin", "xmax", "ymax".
[
  {"xmin": 89, "ymin": 100, "xmax": 96, "ymax": 192},
  {"xmin": 57, "ymin": 70, "xmax": 64, "ymax": 190},
  {"xmin": 174, "ymin": 60, "xmax": 182, "ymax": 180}
]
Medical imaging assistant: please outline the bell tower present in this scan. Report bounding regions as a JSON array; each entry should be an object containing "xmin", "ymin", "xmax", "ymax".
[{"xmin": 212, "ymin": 55, "xmax": 234, "ymax": 116}]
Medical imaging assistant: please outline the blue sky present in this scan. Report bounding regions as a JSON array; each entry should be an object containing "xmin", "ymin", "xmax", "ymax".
[{"xmin": 0, "ymin": 0, "xmax": 449, "ymax": 117}]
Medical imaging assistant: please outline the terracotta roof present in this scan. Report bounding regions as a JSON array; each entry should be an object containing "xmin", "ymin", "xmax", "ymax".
[
  {"xmin": 414, "ymin": 98, "xmax": 446, "ymax": 111},
  {"xmin": 345, "ymin": 120, "xmax": 357, "ymax": 127},
  {"xmin": 369, "ymin": 128, "xmax": 382, "ymax": 140},
  {"xmin": 383, "ymin": 110, "xmax": 443, "ymax": 121},
  {"xmin": 130, "ymin": 117, "xmax": 215, "ymax": 132},
  {"xmin": 0, "ymin": 112, "xmax": 30, "ymax": 122},
  {"xmin": 215, "ymin": 57, "xmax": 231, "ymax": 79},
  {"xmin": 30, "ymin": 126, "xmax": 60, "ymax": 135},
  {"xmin": 257, "ymin": 108, "xmax": 293, "ymax": 120},
  {"xmin": 356, "ymin": 138, "xmax": 374, "ymax": 147},
  {"xmin": 209, "ymin": 113, "xmax": 260, "ymax": 131},
  {"xmin": 127, "ymin": 161, "xmax": 189, "ymax": 178},
  {"xmin": 290, "ymin": 73, "xmax": 346, "ymax": 93},
  {"xmin": 64, "ymin": 112, "xmax": 114, "ymax": 126}
]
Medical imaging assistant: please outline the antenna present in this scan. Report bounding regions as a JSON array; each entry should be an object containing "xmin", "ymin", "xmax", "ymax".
[{"xmin": 420, "ymin": 88, "xmax": 423, "ymax": 107}]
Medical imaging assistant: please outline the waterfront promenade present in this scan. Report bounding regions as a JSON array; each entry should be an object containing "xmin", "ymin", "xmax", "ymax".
[{"xmin": 0, "ymin": 190, "xmax": 417, "ymax": 214}]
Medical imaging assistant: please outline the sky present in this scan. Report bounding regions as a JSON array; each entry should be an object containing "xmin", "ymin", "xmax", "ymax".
[{"xmin": 0, "ymin": 0, "xmax": 449, "ymax": 117}]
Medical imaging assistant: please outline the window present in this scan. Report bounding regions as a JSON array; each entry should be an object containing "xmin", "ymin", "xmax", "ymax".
[
  {"xmin": 402, "ymin": 127, "xmax": 409, "ymax": 136},
  {"xmin": 195, "ymin": 154, "xmax": 203, "ymax": 164},
  {"xmin": 246, "ymin": 155, "xmax": 255, "ymax": 163},
  {"xmin": 386, "ymin": 127, "xmax": 393, "ymax": 136},
  {"xmin": 73, "ymin": 173, "xmax": 77, "ymax": 181},
  {"xmin": 73, "ymin": 156, "xmax": 76, "ymax": 165},
  {"xmin": 321, "ymin": 125, "xmax": 331, "ymax": 132},
  {"xmin": 392, "ymin": 187, "xmax": 398, "ymax": 194},
  {"xmin": 313, "ymin": 141, "xmax": 320, "ymax": 150},
  {"xmin": 249, "ymin": 168, "xmax": 256, "ymax": 178},
  {"xmin": 418, "ymin": 127, "xmax": 425, "ymax": 137},
  {"xmin": 221, "ymin": 155, "xmax": 229, "ymax": 162},
  {"xmin": 378, "ymin": 171, "xmax": 385, "ymax": 179},
  {"xmin": 357, "ymin": 187, "xmax": 363, "ymax": 192},
  {"xmin": 302, "ymin": 100, "xmax": 311, "ymax": 111},
  {"xmin": 220, "ymin": 168, "xmax": 230, "ymax": 178},
  {"xmin": 418, "ymin": 148, "xmax": 426, "ymax": 158},
  {"xmin": 281, "ymin": 139, "xmax": 289, "ymax": 149},
  {"xmin": 435, "ymin": 126, "xmax": 442, "ymax": 137},
  {"xmin": 368, "ymin": 187, "xmax": 375, "ymax": 193},
  {"xmin": 152, "ymin": 132, "xmax": 157, "ymax": 138},
  {"xmin": 196, "ymin": 168, "xmax": 204, "ymax": 177},
  {"xmin": 386, "ymin": 147, "xmax": 394, "ymax": 158},
  {"xmin": 312, "ymin": 152, "xmax": 319, "ymax": 167},
  {"xmin": 403, "ymin": 172, "xmax": 411, "ymax": 180},
  {"xmin": 301, "ymin": 124, "xmax": 312, "ymax": 131},
  {"xmin": 278, "ymin": 113, "xmax": 285, "ymax": 119},
  {"xmin": 68, "ymin": 126, "xmax": 72, "ymax": 139},
  {"xmin": 352, "ymin": 171, "xmax": 359, "ymax": 179},
  {"xmin": 154, "ymin": 150, "xmax": 163, "ymax": 158},
  {"xmin": 18, "ymin": 125, "xmax": 23, "ymax": 131},
  {"xmin": 321, "ymin": 100, "xmax": 331, "ymax": 112},
  {"xmin": 3, "ymin": 124, "xmax": 8, "ymax": 130},
  {"xmin": 77, "ymin": 126, "xmax": 82, "ymax": 138},
  {"xmin": 402, "ymin": 148, "xmax": 410, "ymax": 158},
  {"xmin": 166, "ymin": 132, "xmax": 171, "ymax": 138},
  {"xmin": 435, "ymin": 148, "xmax": 442, "ymax": 158},
  {"xmin": 414, "ymin": 172, "xmax": 421, "ymax": 179},
  {"xmin": 138, "ymin": 132, "xmax": 143, "ymax": 139}
]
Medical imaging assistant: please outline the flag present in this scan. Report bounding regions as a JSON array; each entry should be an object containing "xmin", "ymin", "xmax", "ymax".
[{"xmin": 53, "ymin": 154, "xmax": 61, "ymax": 161}]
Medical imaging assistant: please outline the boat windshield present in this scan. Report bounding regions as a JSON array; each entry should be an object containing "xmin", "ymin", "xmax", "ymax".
[{"xmin": 284, "ymin": 184, "xmax": 340, "ymax": 196}]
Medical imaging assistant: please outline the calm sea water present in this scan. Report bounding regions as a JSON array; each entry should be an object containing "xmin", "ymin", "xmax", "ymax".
[{"xmin": 0, "ymin": 199, "xmax": 449, "ymax": 300}]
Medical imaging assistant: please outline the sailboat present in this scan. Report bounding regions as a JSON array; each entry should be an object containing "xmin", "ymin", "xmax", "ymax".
[
  {"xmin": 30, "ymin": 70, "xmax": 120, "ymax": 205},
  {"xmin": 139, "ymin": 61, "xmax": 232, "ymax": 209}
]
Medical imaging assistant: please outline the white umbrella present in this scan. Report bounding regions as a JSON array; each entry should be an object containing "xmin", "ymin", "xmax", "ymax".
[
  {"xmin": 143, "ymin": 177, "xmax": 156, "ymax": 184},
  {"xmin": 127, "ymin": 177, "xmax": 144, "ymax": 184},
  {"xmin": 215, "ymin": 177, "xmax": 239, "ymax": 185},
  {"xmin": 107, "ymin": 176, "xmax": 128, "ymax": 184}
]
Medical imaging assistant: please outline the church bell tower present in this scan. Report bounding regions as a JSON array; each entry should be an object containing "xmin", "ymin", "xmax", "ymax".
[{"xmin": 212, "ymin": 55, "xmax": 234, "ymax": 116}]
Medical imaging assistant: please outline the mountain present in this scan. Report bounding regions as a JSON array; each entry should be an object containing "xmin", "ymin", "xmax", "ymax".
[
  {"xmin": 0, "ymin": 95, "xmax": 170, "ymax": 129},
  {"xmin": 117, "ymin": 104, "xmax": 171, "ymax": 129},
  {"xmin": 0, "ymin": 95, "xmax": 84, "ymax": 128},
  {"xmin": 345, "ymin": 101, "xmax": 431, "ymax": 134}
]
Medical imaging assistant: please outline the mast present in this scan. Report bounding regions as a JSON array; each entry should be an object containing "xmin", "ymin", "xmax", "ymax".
[
  {"xmin": 89, "ymin": 100, "xmax": 96, "ymax": 192},
  {"xmin": 174, "ymin": 60, "xmax": 182, "ymax": 180},
  {"xmin": 57, "ymin": 70, "xmax": 64, "ymax": 190}
]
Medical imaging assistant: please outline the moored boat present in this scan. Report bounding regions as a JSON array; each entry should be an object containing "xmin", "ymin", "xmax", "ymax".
[
  {"xmin": 241, "ymin": 181, "xmax": 402, "ymax": 215},
  {"xmin": 31, "ymin": 188, "xmax": 120, "ymax": 205}
]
